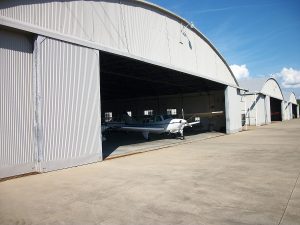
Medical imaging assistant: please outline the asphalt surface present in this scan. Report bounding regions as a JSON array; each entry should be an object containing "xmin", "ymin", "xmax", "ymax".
[{"xmin": 0, "ymin": 119, "xmax": 300, "ymax": 225}]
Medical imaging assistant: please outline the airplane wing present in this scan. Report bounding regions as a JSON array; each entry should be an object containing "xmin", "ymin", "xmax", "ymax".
[
  {"xmin": 188, "ymin": 121, "xmax": 200, "ymax": 126},
  {"xmin": 119, "ymin": 126, "xmax": 165, "ymax": 132},
  {"xmin": 119, "ymin": 126, "xmax": 166, "ymax": 140},
  {"xmin": 185, "ymin": 121, "xmax": 200, "ymax": 127}
]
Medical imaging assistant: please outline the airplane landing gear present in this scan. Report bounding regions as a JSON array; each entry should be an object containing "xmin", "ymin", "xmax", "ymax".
[
  {"xmin": 179, "ymin": 129, "xmax": 184, "ymax": 140},
  {"xmin": 142, "ymin": 131, "xmax": 150, "ymax": 141}
]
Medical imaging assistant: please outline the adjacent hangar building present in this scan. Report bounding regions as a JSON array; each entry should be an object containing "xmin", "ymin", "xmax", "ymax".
[
  {"xmin": 0, "ymin": 0, "xmax": 242, "ymax": 178},
  {"xmin": 240, "ymin": 78, "xmax": 299, "ymax": 126},
  {"xmin": 282, "ymin": 92, "xmax": 299, "ymax": 121}
]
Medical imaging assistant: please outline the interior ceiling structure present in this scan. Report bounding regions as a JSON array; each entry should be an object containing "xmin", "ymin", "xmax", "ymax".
[{"xmin": 100, "ymin": 52, "xmax": 226, "ymax": 101}]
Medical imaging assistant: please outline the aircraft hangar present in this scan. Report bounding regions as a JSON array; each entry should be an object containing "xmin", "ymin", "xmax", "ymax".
[
  {"xmin": 239, "ymin": 78, "xmax": 299, "ymax": 126},
  {"xmin": 282, "ymin": 92, "xmax": 299, "ymax": 120},
  {"xmin": 1, "ymin": 0, "xmax": 243, "ymax": 178}
]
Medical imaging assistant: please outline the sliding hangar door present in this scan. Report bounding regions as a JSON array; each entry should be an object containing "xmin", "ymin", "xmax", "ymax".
[
  {"xmin": 0, "ymin": 0, "xmax": 242, "ymax": 178},
  {"xmin": 0, "ymin": 28, "xmax": 101, "ymax": 178}
]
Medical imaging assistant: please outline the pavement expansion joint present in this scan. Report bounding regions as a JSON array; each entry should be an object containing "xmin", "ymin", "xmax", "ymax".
[{"xmin": 277, "ymin": 169, "xmax": 300, "ymax": 225}]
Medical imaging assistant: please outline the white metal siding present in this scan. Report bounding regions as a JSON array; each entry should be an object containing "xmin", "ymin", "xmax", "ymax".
[
  {"xmin": 38, "ymin": 37, "xmax": 101, "ymax": 172},
  {"xmin": 265, "ymin": 96, "xmax": 271, "ymax": 124},
  {"xmin": 289, "ymin": 93, "xmax": 297, "ymax": 105},
  {"xmin": 282, "ymin": 101, "xmax": 291, "ymax": 121},
  {"xmin": 289, "ymin": 103, "xmax": 293, "ymax": 119},
  {"xmin": 0, "ymin": 0, "xmax": 238, "ymax": 87},
  {"xmin": 121, "ymin": 2, "xmax": 171, "ymax": 65},
  {"xmin": 0, "ymin": 29, "xmax": 35, "ymax": 178},
  {"xmin": 92, "ymin": 1, "xmax": 127, "ymax": 51},
  {"xmin": 256, "ymin": 95, "xmax": 267, "ymax": 125},
  {"xmin": 244, "ymin": 94, "xmax": 270, "ymax": 126},
  {"xmin": 225, "ymin": 86, "xmax": 242, "ymax": 133},
  {"xmin": 244, "ymin": 94, "xmax": 256, "ymax": 126},
  {"xmin": 166, "ymin": 18, "xmax": 197, "ymax": 72}
]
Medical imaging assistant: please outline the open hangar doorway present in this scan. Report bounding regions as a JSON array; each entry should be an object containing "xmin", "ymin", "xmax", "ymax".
[
  {"xmin": 100, "ymin": 51, "xmax": 227, "ymax": 159},
  {"xmin": 270, "ymin": 97, "xmax": 282, "ymax": 121},
  {"xmin": 292, "ymin": 104, "xmax": 298, "ymax": 118}
]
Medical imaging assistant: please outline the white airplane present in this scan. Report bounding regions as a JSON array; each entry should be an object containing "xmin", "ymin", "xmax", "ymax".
[{"xmin": 106, "ymin": 114, "xmax": 200, "ymax": 140}]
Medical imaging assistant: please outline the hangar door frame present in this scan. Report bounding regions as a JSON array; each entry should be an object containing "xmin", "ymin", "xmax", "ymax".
[{"xmin": 99, "ymin": 51, "xmax": 240, "ymax": 134}]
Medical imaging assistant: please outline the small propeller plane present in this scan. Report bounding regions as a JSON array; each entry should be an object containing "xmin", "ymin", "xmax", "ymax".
[{"xmin": 105, "ymin": 114, "xmax": 200, "ymax": 140}]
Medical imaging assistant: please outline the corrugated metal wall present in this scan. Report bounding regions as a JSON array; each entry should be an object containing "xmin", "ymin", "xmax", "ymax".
[
  {"xmin": 0, "ymin": 0, "xmax": 238, "ymax": 87},
  {"xmin": 244, "ymin": 94, "xmax": 256, "ymax": 126},
  {"xmin": 225, "ymin": 86, "xmax": 242, "ymax": 133},
  {"xmin": 265, "ymin": 96, "xmax": 271, "ymax": 124},
  {"xmin": 37, "ymin": 37, "xmax": 101, "ymax": 172},
  {"xmin": 0, "ymin": 29, "xmax": 35, "ymax": 178},
  {"xmin": 244, "ymin": 94, "xmax": 270, "ymax": 126},
  {"xmin": 256, "ymin": 95, "xmax": 267, "ymax": 125},
  {"xmin": 289, "ymin": 103, "xmax": 293, "ymax": 119},
  {"xmin": 282, "ymin": 102, "xmax": 290, "ymax": 121}
]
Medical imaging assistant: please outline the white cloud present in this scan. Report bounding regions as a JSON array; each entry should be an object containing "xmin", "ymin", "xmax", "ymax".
[
  {"xmin": 279, "ymin": 67, "xmax": 300, "ymax": 88},
  {"xmin": 230, "ymin": 64, "xmax": 249, "ymax": 80}
]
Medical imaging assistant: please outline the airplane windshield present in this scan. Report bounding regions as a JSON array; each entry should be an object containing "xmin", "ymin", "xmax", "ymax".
[{"xmin": 163, "ymin": 115, "xmax": 172, "ymax": 120}]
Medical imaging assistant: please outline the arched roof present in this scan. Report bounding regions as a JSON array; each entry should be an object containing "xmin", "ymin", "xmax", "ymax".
[
  {"xmin": 289, "ymin": 92, "xmax": 298, "ymax": 105},
  {"xmin": 283, "ymin": 92, "xmax": 291, "ymax": 102},
  {"xmin": 239, "ymin": 77, "xmax": 284, "ymax": 100},
  {"xmin": 0, "ymin": 0, "xmax": 238, "ymax": 87},
  {"xmin": 283, "ymin": 92, "xmax": 298, "ymax": 104}
]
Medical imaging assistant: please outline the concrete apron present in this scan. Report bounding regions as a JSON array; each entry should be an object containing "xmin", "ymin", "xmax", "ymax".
[{"xmin": 103, "ymin": 131, "xmax": 225, "ymax": 160}]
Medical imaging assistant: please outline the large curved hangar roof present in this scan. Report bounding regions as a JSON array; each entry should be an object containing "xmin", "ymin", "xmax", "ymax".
[
  {"xmin": 239, "ymin": 77, "xmax": 284, "ymax": 100},
  {"xmin": 283, "ymin": 92, "xmax": 298, "ymax": 105},
  {"xmin": 0, "ymin": 0, "xmax": 238, "ymax": 87}
]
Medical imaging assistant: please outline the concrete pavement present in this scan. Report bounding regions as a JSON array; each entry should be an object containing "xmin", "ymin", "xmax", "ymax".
[
  {"xmin": 0, "ymin": 119, "xmax": 300, "ymax": 225},
  {"xmin": 102, "ymin": 130, "xmax": 224, "ymax": 159}
]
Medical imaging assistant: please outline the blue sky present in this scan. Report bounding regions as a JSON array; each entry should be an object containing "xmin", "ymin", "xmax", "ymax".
[{"xmin": 149, "ymin": 0, "xmax": 300, "ymax": 99}]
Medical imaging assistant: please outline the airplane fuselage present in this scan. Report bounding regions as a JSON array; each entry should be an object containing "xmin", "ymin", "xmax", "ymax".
[
  {"xmin": 103, "ymin": 115, "xmax": 199, "ymax": 140},
  {"xmin": 143, "ymin": 118, "xmax": 186, "ymax": 134}
]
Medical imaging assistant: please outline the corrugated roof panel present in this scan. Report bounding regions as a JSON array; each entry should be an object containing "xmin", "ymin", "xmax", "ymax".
[
  {"xmin": 239, "ymin": 78, "xmax": 268, "ymax": 93},
  {"xmin": 0, "ymin": 0, "xmax": 238, "ymax": 87}
]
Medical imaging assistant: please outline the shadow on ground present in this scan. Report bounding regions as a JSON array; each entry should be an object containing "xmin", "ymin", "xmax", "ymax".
[{"xmin": 102, "ymin": 127, "xmax": 223, "ymax": 159}]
